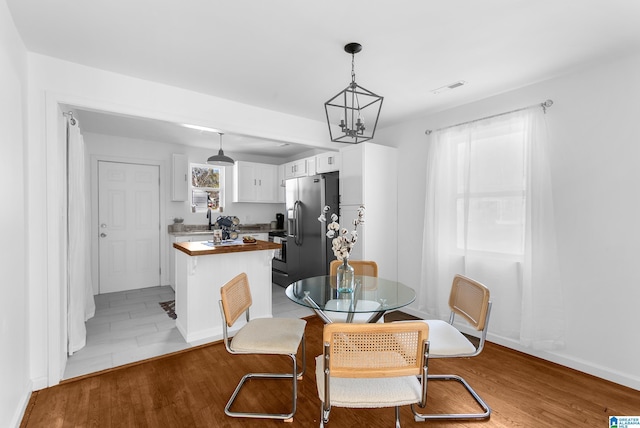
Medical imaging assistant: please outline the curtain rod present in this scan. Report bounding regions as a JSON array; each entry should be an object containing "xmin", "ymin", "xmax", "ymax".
[
  {"xmin": 63, "ymin": 111, "xmax": 77, "ymax": 125},
  {"xmin": 424, "ymin": 99, "xmax": 553, "ymax": 135}
]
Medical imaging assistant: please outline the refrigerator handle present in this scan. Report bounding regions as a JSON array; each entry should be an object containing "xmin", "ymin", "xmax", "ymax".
[{"xmin": 294, "ymin": 200, "xmax": 303, "ymax": 246}]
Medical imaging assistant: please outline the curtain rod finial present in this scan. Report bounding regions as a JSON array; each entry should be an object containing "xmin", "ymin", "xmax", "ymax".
[{"xmin": 425, "ymin": 129, "xmax": 432, "ymax": 135}]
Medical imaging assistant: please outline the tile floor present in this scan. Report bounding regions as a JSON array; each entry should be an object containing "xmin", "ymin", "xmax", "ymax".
[{"xmin": 63, "ymin": 283, "xmax": 313, "ymax": 380}]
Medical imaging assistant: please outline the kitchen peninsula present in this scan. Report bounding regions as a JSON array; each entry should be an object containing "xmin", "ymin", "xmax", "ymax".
[{"xmin": 173, "ymin": 239, "xmax": 281, "ymax": 344}]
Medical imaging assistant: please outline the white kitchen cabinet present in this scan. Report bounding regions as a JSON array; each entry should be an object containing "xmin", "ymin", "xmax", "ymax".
[
  {"xmin": 316, "ymin": 151, "xmax": 341, "ymax": 173},
  {"xmin": 305, "ymin": 156, "xmax": 317, "ymax": 176},
  {"xmin": 277, "ymin": 164, "xmax": 286, "ymax": 203},
  {"xmin": 171, "ymin": 154, "xmax": 188, "ymax": 201},
  {"xmin": 339, "ymin": 142, "xmax": 398, "ymax": 280},
  {"xmin": 238, "ymin": 232, "xmax": 268, "ymax": 242},
  {"xmin": 283, "ymin": 158, "xmax": 308, "ymax": 179},
  {"xmin": 233, "ymin": 161, "xmax": 278, "ymax": 203}
]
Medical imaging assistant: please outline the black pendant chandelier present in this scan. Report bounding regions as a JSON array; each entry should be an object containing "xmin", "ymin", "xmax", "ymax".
[
  {"xmin": 207, "ymin": 132, "xmax": 235, "ymax": 166},
  {"xmin": 324, "ymin": 42, "xmax": 383, "ymax": 144}
]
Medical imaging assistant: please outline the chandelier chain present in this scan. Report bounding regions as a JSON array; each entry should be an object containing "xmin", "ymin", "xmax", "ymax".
[{"xmin": 351, "ymin": 53, "xmax": 356, "ymax": 83}]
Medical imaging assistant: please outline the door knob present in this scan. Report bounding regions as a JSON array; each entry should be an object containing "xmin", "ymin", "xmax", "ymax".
[
  {"xmin": 100, "ymin": 233, "xmax": 107, "ymax": 238},
  {"xmin": 100, "ymin": 224, "xmax": 107, "ymax": 228}
]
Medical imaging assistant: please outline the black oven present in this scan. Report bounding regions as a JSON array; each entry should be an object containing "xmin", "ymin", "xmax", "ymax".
[{"xmin": 269, "ymin": 231, "xmax": 289, "ymax": 287}]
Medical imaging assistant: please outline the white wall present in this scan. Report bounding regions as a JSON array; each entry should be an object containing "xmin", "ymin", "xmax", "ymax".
[
  {"xmin": 84, "ymin": 132, "xmax": 286, "ymax": 224},
  {"xmin": 83, "ymin": 132, "xmax": 286, "ymax": 292},
  {"xmin": 0, "ymin": 1, "xmax": 30, "ymax": 426},
  {"xmin": 378, "ymin": 51, "xmax": 640, "ymax": 390}
]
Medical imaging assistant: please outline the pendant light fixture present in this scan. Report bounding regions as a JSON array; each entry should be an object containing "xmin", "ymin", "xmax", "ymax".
[
  {"xmin": 207, "ymin": 132, "xmax": 235, "ymax": 166},
  {"xmin": 324, "ymin": 42, "xmax": 383, "ymax": 144}
]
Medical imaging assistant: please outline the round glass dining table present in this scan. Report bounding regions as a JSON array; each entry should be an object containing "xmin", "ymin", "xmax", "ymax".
[{"xmin": 285, "ymin": 275, "xmax": 416, "ymax": 323}]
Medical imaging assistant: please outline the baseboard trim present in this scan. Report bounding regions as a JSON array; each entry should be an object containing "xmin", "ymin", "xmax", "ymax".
[
  {"xmin": 30, "ymin": 375, "xmax": 48, "ymax": 391},
  {"xmin": 10, "ymin": 379, "xmax": 33, "ymax": 428},
  {"xmin": 398, "ymin": 306, "xmax": 640, "ymax": 391}
]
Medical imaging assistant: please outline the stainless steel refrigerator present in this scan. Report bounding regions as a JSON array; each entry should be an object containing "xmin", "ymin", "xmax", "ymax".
[{"xmin": 285, "ymin": 172, "xmax": 339, "ymax": 284}]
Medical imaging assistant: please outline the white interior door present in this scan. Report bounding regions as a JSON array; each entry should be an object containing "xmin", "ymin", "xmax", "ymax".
[{"xmin": 98, "ymin": 161, "xmax": 160, "ymax": 293}]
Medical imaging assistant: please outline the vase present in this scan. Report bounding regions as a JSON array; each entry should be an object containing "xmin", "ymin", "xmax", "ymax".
[{"xmin": 336, "ymin": 258, "xmax": 355, "ymax": 293}]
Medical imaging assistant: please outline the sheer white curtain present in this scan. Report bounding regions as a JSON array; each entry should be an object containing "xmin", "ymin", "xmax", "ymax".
[
  {"xmin": 420, "ymin": 107, "xmax": 564, "ymax": 350},
  {"xmin": 67, "ymin": 117, "xmax": 95, "ymax": 354}
]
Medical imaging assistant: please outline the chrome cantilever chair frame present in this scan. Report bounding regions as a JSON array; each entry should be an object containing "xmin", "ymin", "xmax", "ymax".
[
  {"xmin": 317, "ymin": 322, "xmax": 430, "ymax": 428},
  {"xmin": 412, "ymin": 274, "xmax": 492, "ymax": 421},
  {"xmin": 219, "ymin": 273, "xmax": 306, "ymax": 422}
]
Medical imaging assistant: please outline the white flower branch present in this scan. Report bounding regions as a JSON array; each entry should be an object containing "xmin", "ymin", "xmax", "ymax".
[{"xmin": 318, "ymin": 205, "xmax": 365, "ymax": 261}]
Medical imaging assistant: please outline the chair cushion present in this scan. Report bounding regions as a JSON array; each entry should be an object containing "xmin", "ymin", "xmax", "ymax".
[
  {"xmin": 315, "ymin": 356, "xmax": 422, "ymax": 408},
  {"xmin": 420, "ymin": 319, "xmax": 476, "ymax": 356},
  {"xmin": 230, "ymin": 317, "xmax": 306, "ymax": 355}
]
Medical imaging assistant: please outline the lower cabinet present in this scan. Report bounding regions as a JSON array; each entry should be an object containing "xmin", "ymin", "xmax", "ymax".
[{"xmin": 169, "ymin": 234, "xmax": 212, "ymax": 289}]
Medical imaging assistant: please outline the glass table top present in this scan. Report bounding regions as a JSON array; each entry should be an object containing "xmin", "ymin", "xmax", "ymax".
[{"xmin": 285, "ymin": 275, "xmax": 416, "ymax": 313}]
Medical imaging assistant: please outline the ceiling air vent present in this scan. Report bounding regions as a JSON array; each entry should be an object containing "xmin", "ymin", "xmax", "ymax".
[{"xmin": 432, "ymin": 80, "xmax": 466, "ymax": 94}]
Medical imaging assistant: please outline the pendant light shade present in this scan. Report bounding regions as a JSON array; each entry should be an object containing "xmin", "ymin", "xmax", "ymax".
[
  {"xmin": 207, "ymin": 132, "xmax": 235, "ymax": 166},
  {"xmin": 324, "ymin": 42, "xmax": 383, "ymax": 144}
]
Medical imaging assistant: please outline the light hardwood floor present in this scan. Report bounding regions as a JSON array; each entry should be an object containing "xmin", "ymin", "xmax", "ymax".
[
  {"xmin": 63, "ymin": 283, "xmax": 312, "ymax": 380},
  {"xmin": 25, "ymin": 314, "xmax": 640, "ymax": 428}
]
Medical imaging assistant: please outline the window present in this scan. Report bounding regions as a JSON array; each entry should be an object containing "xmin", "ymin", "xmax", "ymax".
[
  {"xmin": 454, "ymin": 120, "xmax": 527, "ymax": 255},
  {"xmin": 191, "ymin": 163, "xmax": 224, "ymax": 213},
  {"xmin": 423, "ymin": 107, "xmax": 564, "ymax": 349}
]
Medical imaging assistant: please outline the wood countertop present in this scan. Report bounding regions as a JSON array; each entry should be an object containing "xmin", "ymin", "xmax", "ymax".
[{"xmin": 172, "ymin": 239, "xmax": 281, "ymax": 256}]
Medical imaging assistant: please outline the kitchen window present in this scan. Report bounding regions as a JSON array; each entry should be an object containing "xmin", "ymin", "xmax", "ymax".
[{"xmin": 191, "ymin": 163, "xmax": 224, "ymax": 213}]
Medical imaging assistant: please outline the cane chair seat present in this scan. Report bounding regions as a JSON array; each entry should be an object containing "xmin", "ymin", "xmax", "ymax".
[
  {"xmin": 316, "ymin": 321, "xmax": 430, "ymax": 427},
  {"xmin": 411, "ymin": 274, "xmax": 492, "ymax": 421},
  {"xmin": 230, "ymin": 317, "xmax": 306, "ymax": 354},
  {"xmin": 421, "ymin": 319, "xmax": 477, "ymax": 356},
  {"xmin": 315, "ymin": 357, "xmax": 423, "ymax": 408},
  {"xmin": 219, "ymin": 272, "xmax": 306, "ymax": 422}
]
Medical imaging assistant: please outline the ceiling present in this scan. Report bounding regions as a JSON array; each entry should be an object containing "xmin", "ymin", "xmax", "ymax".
[
  {"xmin": 7, "ymin": 0, "xmax": 640, "ymax": 156},
  {"xmin": 68, "ymin": 107, "xmax": 325, "ymax": 158}
]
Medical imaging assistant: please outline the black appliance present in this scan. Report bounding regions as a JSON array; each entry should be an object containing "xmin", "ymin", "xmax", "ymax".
[
  {"xmin": 285, "ymin": 172, "xmax": 339, "ymax": 283},
  {"xmin": 270, "ymin": 231, "xmax": 288, "ymax": 287},
  {"xmin": 276, "ymin": 213, "xmax": 285, "ymax": 229}
]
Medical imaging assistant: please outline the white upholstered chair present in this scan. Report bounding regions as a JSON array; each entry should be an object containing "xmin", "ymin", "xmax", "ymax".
[
  {"xmin": 316, "ymin": 321, "xmax": 430, "ymax": 427},
  {"xmin": 219, "ymin": 272, "xmax": 306, "ymax": 422},
  {"xmin": 411, "ymin": 274, "xmax": 492, "ymax": 421}
]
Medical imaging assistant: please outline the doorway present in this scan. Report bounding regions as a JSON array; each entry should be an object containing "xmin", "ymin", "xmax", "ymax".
[{"xmin": 97, "ymin": 161, "xmax": 161, "ymax": 293}]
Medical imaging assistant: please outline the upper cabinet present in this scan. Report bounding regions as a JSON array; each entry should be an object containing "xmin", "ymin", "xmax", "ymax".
[
  {"xmin": 340, "ymin": 143, "xmax": 397, "ymax": 206},
  {"xmin": 233, "ymin": 161, "xmax": 278, "ymax": 203},
  {"xmin": 282, "ymin": 152, "xmax": 340, "ymax": 180},
  {"xmin": 316, "ymin": 151, "xmax": 341, "ymax": 173},
  {"xmin": 339, "ymin": 142, "xmax": 398, "ymax": 280},
  {"xmin": 283, "ymin": 158, "xmax": 308, "ymax": 179},
  {"xmin": 277, "ymin": 164, "xmax": 286, "ymax": 203},
  {"xmin": 171, "ymin": 154, "xmax": 188, "ymax": 201}
]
